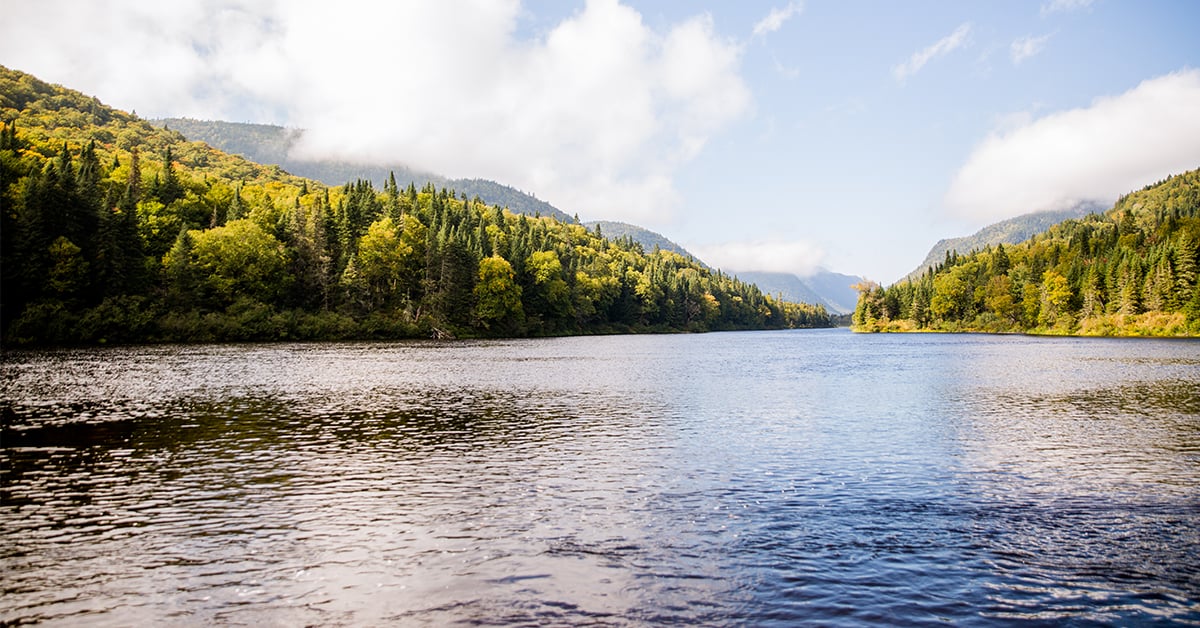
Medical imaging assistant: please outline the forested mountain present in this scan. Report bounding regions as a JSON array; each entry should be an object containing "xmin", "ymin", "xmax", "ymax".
[
  {"xmin": 0, "ymin": 66, "xmax": 830, "ymax": 345},
  {"xmin": 727, "ymin": 271, "xmax": 826, "ymax": 312},
  {"xmin": 579, "ymin": 222, "xmax": 864, "ymax": 313},
  {"xmin": 581, "ymin": 220, "xmax": 698, "ymax": 260},
  {"xmin": 151, "ymin": 118, "xmax": 575, "ymax": 223},
  {"xmin": 904, "ymin": 203, "xmax": 1101, "ymax": 281},
  {"xmin": 157, "ymin": 119, "xmax": 866, "ymax": 312},
  {"xmin": 854, "ymin": 170, "xmax": 1200, "ymax": 336}
]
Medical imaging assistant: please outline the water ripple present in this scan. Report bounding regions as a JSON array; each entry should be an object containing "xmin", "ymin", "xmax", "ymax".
[{"xmin": 3, "ymin": 331, "xmax": 1199, "ymax": 625}]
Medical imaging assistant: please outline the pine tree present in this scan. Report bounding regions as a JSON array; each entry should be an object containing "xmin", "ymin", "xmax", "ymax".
[
  {"xmin": 226, "ymin": 184, "xmax": 244, "ymax": 222},
  {"xmin": 95, "ymin": 171, "xmax": 147, "ymax": 298},
  {"xmin": 157, "ymin": 146, "xmax": 184, "ymax": 205},
  {"xmin": 385, "ymin": 171, "xmax": 402, "ymax": 222},
  {"xmin": 14, "ymin": 168, "xmax": 51, "ymax": 305},
  {"xmin": 163, "ymin": 227, "xmax": 197, "ymax": 308},
  {"xmin": 1174, "ymin": 235, "xmax": 1197, "ymax": 307}
]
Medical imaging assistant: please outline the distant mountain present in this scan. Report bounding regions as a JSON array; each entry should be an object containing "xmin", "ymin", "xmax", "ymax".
[
  {"xmin": 731, "ymin": 272, "xmax": 825, "ymax": 309},
  {"xmin": 799, "ymin": 269, "xmax": 867, "ymax": 314},
  {"xmin": 733, "ymin": 269, "xmax": 865, "ymax": 314},
  {"xmin": 905, "ymin": 203, "xmax": 1102, "ymax": 281},
  {"xmin": 578, "ymin": 221, "xmax": 860, "ymax": 312},
  {"xmin": 582, "ymin": 221, "xmax": 697, "ymax": 260},
  {"xmin": 151, "ymin": 118, "xmax": 575, "ymax": 223}
]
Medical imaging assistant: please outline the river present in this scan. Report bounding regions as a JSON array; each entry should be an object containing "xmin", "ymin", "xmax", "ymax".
[{"xmin": 2, "ymin": 329, "xmax": 1198, "ymax": 625}]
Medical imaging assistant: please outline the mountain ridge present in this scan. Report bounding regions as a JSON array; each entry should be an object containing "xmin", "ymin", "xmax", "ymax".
[
  {"xmin": 904, "ymin": 203, "xmax": 1102, "ymax": 282},
  {"xmin": 151, "ymin": 118, "xmax": 576, "ymax": 224},
  {"xmin": 581, "ymin": 220, "xmax": 699, "ymax": 260},
  {"xmin": 731, "ymin": 270, "xmax": 864, "ymax": 314}
]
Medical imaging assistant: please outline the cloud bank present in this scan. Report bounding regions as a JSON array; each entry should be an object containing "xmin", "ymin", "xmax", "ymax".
[
  {"xmin": 690, "ymin": 240, "xmax": 825, "ymax": 277},
  {"xmin": 0, "ymin": 0, "xmax": 750, "ymax": 224},
  {"xmin": 945, "ymin": 69, "xmax": 1200, "ymax": 222},
  {"xmin": 893, "ymin": 22, "xmax": 971, "ymax": 83}
]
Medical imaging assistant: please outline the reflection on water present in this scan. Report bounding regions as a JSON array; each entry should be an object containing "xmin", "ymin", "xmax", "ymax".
[{"xmin": 2, "ymin": 331, "xmax": 1199, "ymax": 625}]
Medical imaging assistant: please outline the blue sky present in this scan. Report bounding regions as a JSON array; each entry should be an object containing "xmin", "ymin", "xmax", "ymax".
[{"xmin": 3, "ymin": 0, "xmax": 1199, "ymax": 283}]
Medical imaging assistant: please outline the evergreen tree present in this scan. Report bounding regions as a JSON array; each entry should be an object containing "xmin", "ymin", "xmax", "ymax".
[{"xmin": 156, "ymin": 146, "xmax": 185, "ymax": 205}]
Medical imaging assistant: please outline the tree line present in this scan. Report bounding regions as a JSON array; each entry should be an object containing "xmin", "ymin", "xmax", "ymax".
[
  {"xmin": 0, "ymin": 68, "xmax": 829, "ymax": 344},
  {"xmin": 853, "ymin": 169, "xmax": 1200, "ymax": 336}
]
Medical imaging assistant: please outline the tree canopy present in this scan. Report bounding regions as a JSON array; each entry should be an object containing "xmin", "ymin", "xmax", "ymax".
[
  {"xmin": 853, "ymin": 169, "xmax": 1200, "ymax": 337},
  {"xmin": 0, "ymin": 65, "xmax": 830, "ymax": 345}
]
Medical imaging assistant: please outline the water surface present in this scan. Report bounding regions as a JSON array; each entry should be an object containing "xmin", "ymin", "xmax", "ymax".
[{"xmin": 3, "ymin": 330, "xmax": 1198, "ymax": 625}]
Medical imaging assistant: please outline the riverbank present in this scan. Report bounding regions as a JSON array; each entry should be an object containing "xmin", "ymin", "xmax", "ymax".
[{"xmin": 853, "ymin": 310, "xmax": 1195, "ymax": 338}]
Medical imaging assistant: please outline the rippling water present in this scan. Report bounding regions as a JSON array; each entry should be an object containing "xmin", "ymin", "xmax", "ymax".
[{"xmin": 2, "ymin": 329, "xmax": 1199, "ymax": 626}]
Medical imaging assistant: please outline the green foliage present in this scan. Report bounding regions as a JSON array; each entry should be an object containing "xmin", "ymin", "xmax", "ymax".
[
  {"xmin": 188, "ymin": 220, "xmax": 290, "ymax": 308},
  {"xmin": 903, "ymin": 204, "xmax": 1098, "ymax": 281},
  {"xmin": 150, "ymin": 118, "xmax": 577, "ymax": 223},
  {"xmin": 854, "ymin": 168, "xmax": 1200, "ymax": 337},
  {"xmin": 0, "ymin": 65, "xmax": 831, "ymax": 345},
  {"xmin": 474, "ymin": 255, "xmax": 524, "ymax": 332}
]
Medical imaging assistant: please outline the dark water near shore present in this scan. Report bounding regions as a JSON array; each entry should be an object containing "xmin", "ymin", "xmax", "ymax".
[{"xmin": 2, "ymin": 329, "xmax": 1199, "ymax": 626}]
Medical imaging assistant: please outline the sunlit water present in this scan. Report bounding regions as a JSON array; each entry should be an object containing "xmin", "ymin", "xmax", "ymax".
[{"xmin": 2, "ymin": 329, "xmax": 1198, "ymax": 626}]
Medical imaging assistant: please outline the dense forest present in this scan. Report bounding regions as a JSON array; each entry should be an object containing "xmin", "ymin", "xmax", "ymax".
[
  {"xmin": 902, "ymin": 203, "xmax": 1098, "ymax": 282},
  {"xmin": 0, "ymin": 66, "xmax": 829, "ymax": 345},
  {"xmin": 854, "ymin": 169, "xmax": 1200, "ymax": 336},
  {"xmin": 150, "ymin": 118, "xmax": 576, "ymax": 223}
]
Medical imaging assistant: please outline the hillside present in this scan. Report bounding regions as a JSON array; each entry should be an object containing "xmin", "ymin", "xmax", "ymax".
[
  {"xmin": 0, "ymin": 66, "xmax": 830, "ymax": 345},
  {"xmin": 727, "ymin": 271, "xmax": 826, "ymax": 310},
  {"xmin": 904, "ymin": 203, "xmax": 1101, "ymax": 281},
  {"xmin": 582, "ymin": 220, "xmax": 698, "ymax": 260},
  {"xmin": 854, "ymin": 169, "xmax": 1200, "ymax": 336},
  {"xmin": 158, "ymin": 119, "xmax": 865, "ymax": 313},
  {"xmin": 151, "ymin": 118, "xmax": 575, "ymax": 223},
  {"xmin": 578, "ymin": 221, "xmax": 864, "ymax": 313},
  {"xmin": 728, "ymin": 270, "xmax": 863, "ymax": 315}
]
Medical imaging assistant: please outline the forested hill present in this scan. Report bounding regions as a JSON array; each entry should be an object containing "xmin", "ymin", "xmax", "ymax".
[
  {"xmin": 151, "ymin": 118, "xmax": 575, "ymax": 224},
  {"xmin": 904, "ymin": 203, "xmax": 1100, "ymax": 281},
  {"xmin": 0, "ymin": 66, "xmax": 830, "ymax": 345},
  {"xmin": 854, "ymin": 169, "xmax": 1200, "ymax": 336},
  {"xmin": 581, "ymin": 221, "xmax": 698, "ymax": 260},
  {"xmin": 579, "ymin": 221, "xmax": 865, "ymax": 314}
]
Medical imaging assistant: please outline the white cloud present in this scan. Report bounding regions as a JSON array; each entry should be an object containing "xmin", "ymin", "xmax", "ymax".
[
  {"xmin": 690, "ymin": 239, "xmax": 825, "ymax": 276},
  {"xmin": 1041, "ymin": 0, "xmax": 1094, "ymax": 16},
  {"xmin": 945, "ymin": 69, "xmax": 1200, "ymax": 222},
  {"xmin": 753, "ymin": 2, "xmax": 803, "ymax": 38},
  {"xmin": 0, "ymin": 0, "xmax": 750, "ymax": 224},
  {"xmin": 1011, "ymin": 33, "xmax": 1052, "ymax": 65},
  {"xmin": 893, "ymin": 22, "xmax": 972, "ymax": 83}
]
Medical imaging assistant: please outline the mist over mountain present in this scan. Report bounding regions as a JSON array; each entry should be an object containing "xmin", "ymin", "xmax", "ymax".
[
  {"xmin": 733, "ymin": 270, "xmax": 864, "ymax": 315},
  {"xmin": 151, "ymin": 118, "xmax": 574, "ymax": 224}
]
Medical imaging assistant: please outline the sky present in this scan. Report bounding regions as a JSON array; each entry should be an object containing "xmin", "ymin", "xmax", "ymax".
[{"xmin": 3, "ymin": 0, "xmax": 1200, "ymax": 283}]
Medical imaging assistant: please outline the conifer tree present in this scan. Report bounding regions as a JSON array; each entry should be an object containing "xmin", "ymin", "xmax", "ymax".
[{"xmin": 157, "ymin": 146, "xmax": 184, "ymax": 205}]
